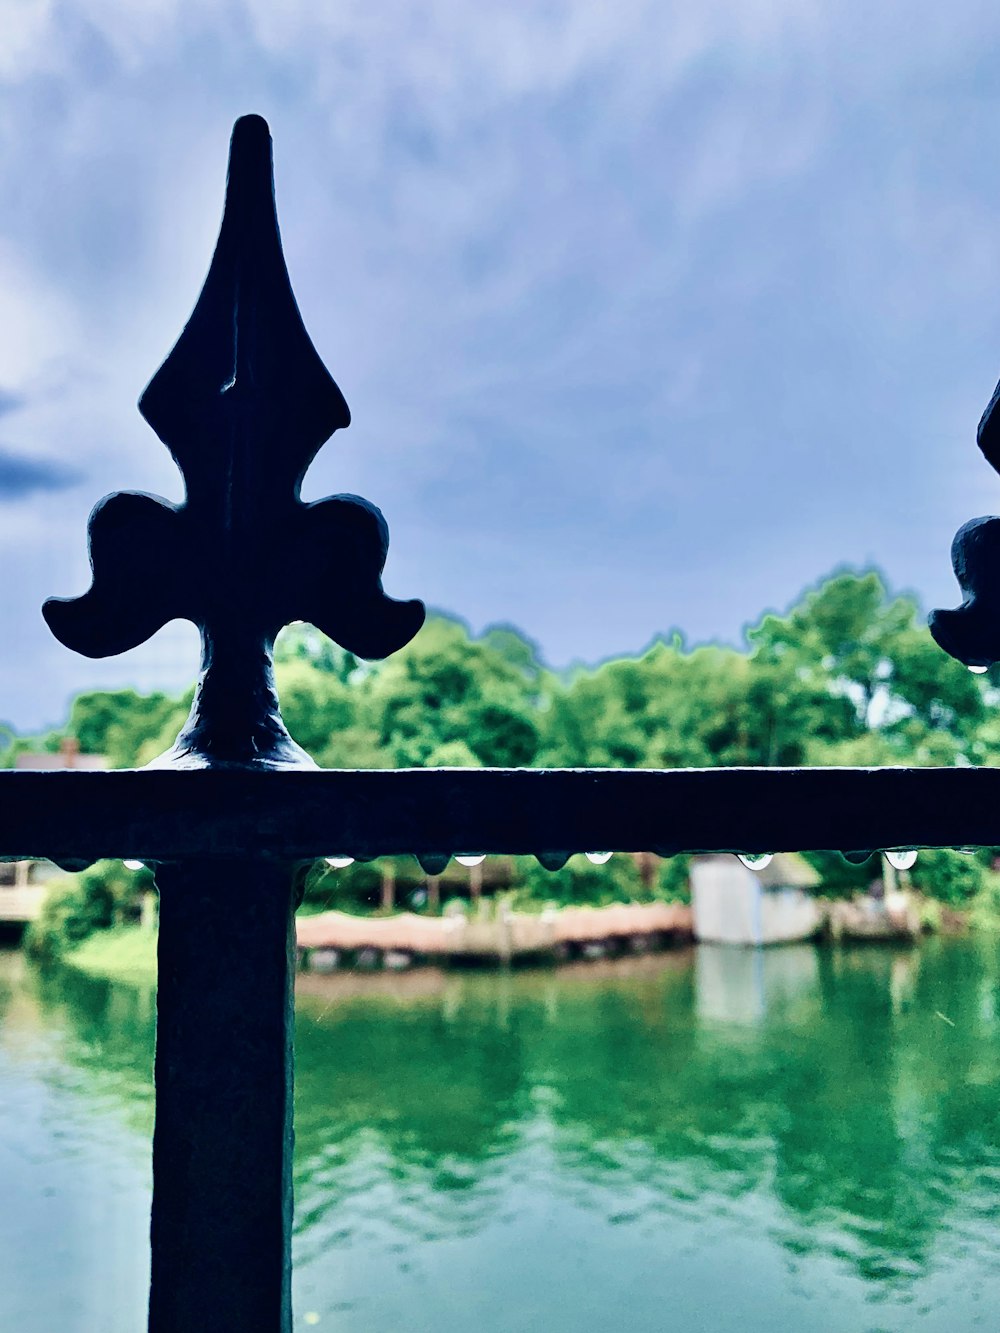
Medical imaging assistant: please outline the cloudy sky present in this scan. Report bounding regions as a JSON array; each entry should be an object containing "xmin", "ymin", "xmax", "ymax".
[{"xmin": 2, "ymin": 0, "xmax": 1000, "ymax": 729}]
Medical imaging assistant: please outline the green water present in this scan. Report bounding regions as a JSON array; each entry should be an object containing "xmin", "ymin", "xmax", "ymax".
[{"xmin": 3, "ymin": 939, "xmax": 1000, "ymax": 1331}]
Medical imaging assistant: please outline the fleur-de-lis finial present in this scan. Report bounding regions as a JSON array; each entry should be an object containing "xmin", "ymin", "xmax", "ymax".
[
  {"xmin": 43, "ymin": 115, "xmax": 425, "ymax": 767},
  {"xmin": 930, "ymin": 377, "xmax": 1000, "ymax": 670}
]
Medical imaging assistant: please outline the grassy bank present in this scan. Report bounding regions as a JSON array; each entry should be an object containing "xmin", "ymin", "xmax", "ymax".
[{"xmin": 64, "ymin": 925, "xmax": 157, "ymax": 984}]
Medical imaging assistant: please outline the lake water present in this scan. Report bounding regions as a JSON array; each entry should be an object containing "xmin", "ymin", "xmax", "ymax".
[{"xmin": 2, "ymin": 937, "xmax": 1000, "ymax": 1331}]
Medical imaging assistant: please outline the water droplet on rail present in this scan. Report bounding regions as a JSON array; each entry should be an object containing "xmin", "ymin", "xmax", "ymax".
[
  {"xmin": 455, "ymin": 854, "xmax": 485, "ymax": 867},
  {"xmin": 536, "ymin": 852, "xmax": 569, "ymax": 871},
  {"xmin": 325, "ymin": 856, "xmax": 354, "ymax": 869},
  {"xmin": 738, "ymin": 853, "xmax": 773, "ymax": 870},
  {"xmin": 417, "ymin": 854, "xmax": 450, "ymax": 876},
  {"xmin": 885, "ymin": 849, "xmax": 917, "ymax": 871},
  {"xmin": 585, "ymin": 852, "xmax": 613, "ymax": 865}
]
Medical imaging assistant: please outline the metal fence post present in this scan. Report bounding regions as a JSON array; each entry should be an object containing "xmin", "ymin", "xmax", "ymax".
[{"xmin": 41, "ymin": 114, "xmax": 425, "ymax": 1329}]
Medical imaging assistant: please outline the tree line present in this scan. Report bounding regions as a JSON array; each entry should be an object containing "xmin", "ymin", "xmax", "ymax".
[{"xmin": 12, "ymin": 568, "xmax": 1000, "ymax": 924}]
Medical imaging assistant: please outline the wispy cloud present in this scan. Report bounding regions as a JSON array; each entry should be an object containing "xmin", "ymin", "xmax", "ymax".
[
  {"xmin": 0, "ymin": 389, "xmax": 23, "ymax": 418},
  {"xmin": 0, "ymin": 448, "xmax": 79, "ymax": 498}
]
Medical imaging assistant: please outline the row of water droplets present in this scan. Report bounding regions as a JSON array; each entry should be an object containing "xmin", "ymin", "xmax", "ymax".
[
  {"xmin": 738, "ymin": 850, "xmax": 921, "ymax": 871},
  {"xmin": 117, "ymin": 849, "xmax": 941, "ymax": 873},
  {"xmin": 324, "ymin": 851, "xmax": 924, "ymax": 873},
  {"xmin": 323, "ymin": 851, "xmax": 614, "ymax": 870}
]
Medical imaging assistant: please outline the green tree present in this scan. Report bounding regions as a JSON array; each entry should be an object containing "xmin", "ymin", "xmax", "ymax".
[
  {"xmin": 69, "ymin": 689, "xmax": 189, "ymax": 768},
  {"xmin": 274, "ymin": 660, "xmax": 366, "ymax": 763},
  {"xmin": 364, "ymin": 616, "xmax": 541, "ymax": 767},
  {"xmin": 274, "ymin": 621, "xmax": 359, "ymax": 682},
  {"xmin": 748, "ymin": 571, "xmax": 986, "ymax": 765}
]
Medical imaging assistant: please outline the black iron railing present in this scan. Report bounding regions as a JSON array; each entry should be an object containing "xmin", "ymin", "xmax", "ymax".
[{"xmin": 8, "ymin": 115, "xmax": 993, "ymax": 1332}]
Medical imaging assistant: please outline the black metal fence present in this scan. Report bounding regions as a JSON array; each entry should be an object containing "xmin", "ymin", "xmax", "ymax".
[{"xmin": 9, "ymin": 115, "xmax": 994, "ymax": 1332}]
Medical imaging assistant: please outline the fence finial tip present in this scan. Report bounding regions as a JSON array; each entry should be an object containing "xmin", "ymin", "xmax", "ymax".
[
  {"xmin": 233, "ymin": 112, "xmax": 270, "ymax": 136},
  {"xmin": 226, "ymin": 116, "xmax": 273, "ymax": 185}
]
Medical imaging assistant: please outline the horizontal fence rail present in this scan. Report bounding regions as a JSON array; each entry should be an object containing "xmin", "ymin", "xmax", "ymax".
[{"xmin": 2, "ymin": 765, "xmax": 998, "ymax": 863}]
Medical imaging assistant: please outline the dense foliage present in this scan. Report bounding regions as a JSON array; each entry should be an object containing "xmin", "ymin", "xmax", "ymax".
[
  {"xmin": 16, "ymin": 570, "xmax": 996, "ymax": 772},
  {"xmin": 15, "ymin": 569, "xmax": 1000, "ymax": 946}
]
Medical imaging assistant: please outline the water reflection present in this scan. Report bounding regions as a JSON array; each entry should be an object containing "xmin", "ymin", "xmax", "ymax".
[{"xmin": 3, "ymin": 940, "xmax": 1000, "ymax": 1330}]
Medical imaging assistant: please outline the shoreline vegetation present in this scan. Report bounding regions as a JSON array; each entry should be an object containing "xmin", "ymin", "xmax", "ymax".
[
  {"xmin": 64, "ymin": 923, "xmax": 158, "ymax": 982},
  {"xmin": 55, "ymin": 888, "xmax": 981, "ymax": 990},
  {"xmin": 10, "ymin": 569, "xmax": 1000, "ymax": 974},
  {"xmin": 53, "ymin": 901, "xmax": 970, "ymax": 997}
]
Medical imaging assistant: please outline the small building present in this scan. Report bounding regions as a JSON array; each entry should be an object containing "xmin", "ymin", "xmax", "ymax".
[
  {"xmin": 0, "ymin": 858, "xmax": 63, "ymax": 926},
  {"xmin": 690, "ymin": 852, "xmax": 822, "ymax": 946},
  {"xmin": 14, "ymin": 736, "xmax": 109, "ymax": 771}
]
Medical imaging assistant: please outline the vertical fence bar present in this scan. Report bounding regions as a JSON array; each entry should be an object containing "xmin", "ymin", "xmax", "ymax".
[
  {"xmin": 38, "ymin": 114, "xmax": 424, "ymax": 1325},
  {"xmin": 148, "ymin": 860, "xmax": 296, "ymax": 1333}
]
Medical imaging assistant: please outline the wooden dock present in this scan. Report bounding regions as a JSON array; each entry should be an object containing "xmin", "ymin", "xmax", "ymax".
[{"xmin": 296, "ymin": 901, "xmax": 693, "ymax": 969}]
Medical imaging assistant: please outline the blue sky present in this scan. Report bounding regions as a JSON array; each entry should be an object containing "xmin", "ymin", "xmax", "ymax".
[{"xmin": 2, "ymin": 0, "xmax": 1000, "ymax": 728}]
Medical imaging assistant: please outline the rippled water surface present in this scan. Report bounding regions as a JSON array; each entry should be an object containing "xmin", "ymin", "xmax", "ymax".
[{"xmin": 3, "ymin": 938, "xmax": 1000, "ymax": 1330}]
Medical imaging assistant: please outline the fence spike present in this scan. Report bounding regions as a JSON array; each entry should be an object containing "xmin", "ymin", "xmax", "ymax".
[{"xmin": 43, "ymin": 114, "xmax": 424, "ymax": 768}]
